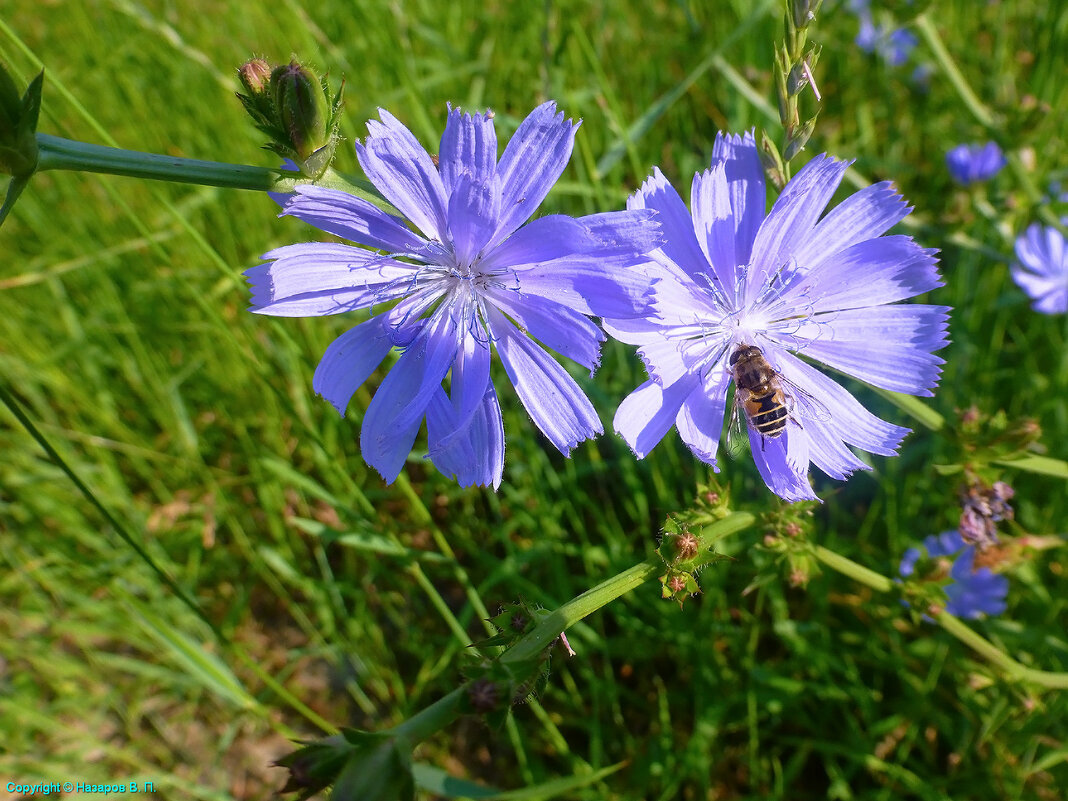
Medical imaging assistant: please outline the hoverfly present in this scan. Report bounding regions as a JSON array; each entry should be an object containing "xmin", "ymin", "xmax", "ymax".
[{"xmin": 725, "ymin": 343, "xmax": 829, "ymax": 457}]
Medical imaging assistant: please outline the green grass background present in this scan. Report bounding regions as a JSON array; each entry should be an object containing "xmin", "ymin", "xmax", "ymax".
[{"xmin": 1, "ymin": 0, "xmax": 1066, "ymax": 798}]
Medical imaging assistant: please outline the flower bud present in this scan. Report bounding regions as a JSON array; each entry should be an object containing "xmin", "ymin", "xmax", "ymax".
[
  {"xmin": 272, "ymin": 60, "xmax": 330, "ymax": 160},
  {"xmin": 466, "ymin": 678, "xmax": 501, "ymax": 713},
  {"xmin": 784, "ymin": 115, "xmax": 817, "ymax": 162},
  {"xmin": 791, "ymin": 0, "xmax": 822, "ymax": 30},
  {"xmin": 0, "ymin": 65, "xmax": 42, "ymax": 178},
  {"xmin": 238, "ymin": 58, "xmax": 272, "ymax": 96},
  {"xmin": 276, "ymin": 733, "xmax": 354, "ymax": 798}
]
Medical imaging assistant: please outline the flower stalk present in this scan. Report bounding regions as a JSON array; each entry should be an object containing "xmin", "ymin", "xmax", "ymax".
[
  {"xmin": 763, "ymin": 0, "xmax": 823, "ymax": 186},
  {"xmin": 914, "ymin": 12, "xmax": 1064, "ymax": 232},
  {"xmin": 811, "ymin": 544, "xmax": 1068, "ymax": 689},
  {"xmin": 34, "ymin": 133, "xmax": 380, "ymax": 198}
]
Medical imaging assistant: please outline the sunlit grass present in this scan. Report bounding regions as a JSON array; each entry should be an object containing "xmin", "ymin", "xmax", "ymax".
[{"xmin": 1, "ymin": 1, "xmax": 1066, "ymax": 799}]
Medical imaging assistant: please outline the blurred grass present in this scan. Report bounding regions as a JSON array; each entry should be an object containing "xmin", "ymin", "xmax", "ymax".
[{"xmin": 1, "ymin": 0, "xmax": 1067, "ymax": 799}]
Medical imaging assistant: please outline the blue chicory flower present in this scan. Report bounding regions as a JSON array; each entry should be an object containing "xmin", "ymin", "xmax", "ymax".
[
  {"xmin": 899, "ymin": 531, "xmax": 1008, "ymax": 619},
  {"xmin": 850, "ymin": 2, "xmax": 916, "ymax": 66},
  {"xmin": 246, "ymin": 102, "xmax": 662, "ymax": 487},
  {"xmin": 945, "ymin": 142, "xmax": 1007, "ymax": 185},
  {"xmin": 605, "ymin": 132, "xmax": 949, "ymax": 502},
  {"xmin": 883, "ymin": 28, "xmax": 918, "ymax": 67},
  {"xmin": 1011, "ymin": 222, "xmax": 1068, "ymax": 314},
  {"xmin": 855, "ymin": 16, "xmax": 882, "ymax": 52}
]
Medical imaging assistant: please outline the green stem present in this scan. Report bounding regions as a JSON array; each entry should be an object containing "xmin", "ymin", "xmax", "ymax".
[
  {"xmin": 914, "ymin": 14, "xmax": 1063, "ymax": 231},
  {"xmin": 33, "ymin": 133, "xmax": 384, "ymax": 201},
  {"xmin": 502, "ymin": 511, "xmax": 755, "ymax": 664},
  {"xmin": 36, "ymin": 134, "xmax": 292, "ymax": 191},
  {"xmin": 811, "ymin": 544, "xmax": 1068, "ymax": 689},
  {"xmin": 391, "ymin": 687, "xmax": 468, "ymax": 743},
  {"xmin": 811, "ymin": 545, "xmax": 894, "ymax": 593},
  {"xmin": 503, "ymin": 557, "xmax": 662, "ymax": 665},
  {"xmin": 936, "ymin": 615, "xmax": 1068, "ymax": 689},
  {"xmin": 913, "ymin": 14, "xmax": 995, "ymax": 129}
]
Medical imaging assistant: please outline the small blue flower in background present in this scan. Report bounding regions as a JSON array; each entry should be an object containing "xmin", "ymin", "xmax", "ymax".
[
  {"xmin": 605, "ymin": 132, "xmax": 949, "ymax": 502},
  {"xmin": 849, "ymin": 0, "xmax": 917, "ymax": 67},
  {"xmin": 883, "ymin": 28, "xmax": 918, "ymax": 67},
  {"xmin": 247, "ymin": 102, "xmax": 662, "ymax": 487},
  {"xmin": 945, "ymin": 142, "xmax": 1007, "ymax": 185},
  {"xmin": 1011, "ymin": 223, "xmax": 1068, "ymax": 314},
  {"xmin": 899, "ymin": 531, "xmax": 1008, "ymax": 619}
]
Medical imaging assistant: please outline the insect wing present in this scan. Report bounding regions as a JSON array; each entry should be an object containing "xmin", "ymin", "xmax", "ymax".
[
  {"xmin": 725, "ymin": 388, "xmax": 752, "ymax": 459},
  {"xmin": 779, "ymin": 375, "xmax": 831, "ymax": 423}
]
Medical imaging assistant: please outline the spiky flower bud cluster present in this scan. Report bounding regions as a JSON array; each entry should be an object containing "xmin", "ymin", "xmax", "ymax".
[
  {"xmin": 656, "ymin": 482, "xmax": 741, "ymax": 607},
  {"xmin": 235, "ymin": 56, "xmax": 344, "ymax": 178}
]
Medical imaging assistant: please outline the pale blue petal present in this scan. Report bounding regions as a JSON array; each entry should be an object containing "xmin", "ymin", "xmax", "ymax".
[
  {"xmin": 899, "ymin": 547, "xmax": 921, "ymax": 577},
  {"xmin": 1015, "ymin": 223, "xmax": 1065, "ymax": 277},
  {"xmin": 448, "ymin": 173, "xmax": 502, "ymax": 266},
  {"xmin": 450, "ymin": 322, "xmax": 493, "ymax": 430},
  {"xmin": 792, "ymin": 236, "xmax": 942, "ymax": 313},
  {"xmin": 439, "ymin": 106, "xmax": 498, "ymax": 196},
  {"xmin": 489, "ymin": 102, "xmax": 579, "ymax": 249},
  {"xmin": 711, "ymin": 130, "xmax": 766, "ymax": 267},
  {"xmin": 1030, "ymin": 283, "xmax": 1068, "ymax": 314},
  {"xmin": 426, "ymin": 384, "xmax": 504, "ymax": 489},
  {"xmin": 629, "ymin": 167, "xmax": 710, "ymax": 279},
  {"xmin": 482, "ymin": 209, "xmax": 660, "ymax": 271},
  {"xmin": 356, "ymin": 109, "xmax": 449, "ymax": 240},
  {"xmin": 312, "ymin": 314, "xmax": 395, "ymax": 415},
  {"xmin": 789, "ymin": 181, "xmax": 910, "ymax": 272},
  {"xmin": 278, "ymin": 185, "xmax": 427, "ymax": 254},
  {"xmin": 512, "ymin": 258, "xmax": 654, "ymax": 317},
  {"xmin": 637, "ymin": 337, "xmax": 697, "ymax": 387},
  {"xmin": 248, "ymin": 244, "xmax": 416, "ymax": 316},
  {"xmin": 747, "ymin": 155, "xmax": 850, "ymax": 303},
  {"xmin": 773, "ymin": 305, "xmax": 950, "ymax": 395},
  {"xmin": 359, "ymin": 311, "xmax": 459, "ymax": 482},
  {"xmin": 1013, "ymin": 224, "xmax": 1068, "ymax": 313},
  {"xmin": 802, "ymin": 417, "xmax": 871, "ymax": 480},
  {"xmin": 487, "ymin": 307, "xmax": 601, "ymax": 454},
  {"xmin": 601, "ymin": 314, "xmax": 681, "ymax": 346},
  {"xmin": 614, "ymin": 374, "xmax": 700, "ymax": 458},
  {"xmin": 773, "ymin": 350, "xmax": 909, "ymax": 456},
  {"xmin": 690, "ymin": 163, "xmax": 740, "ymax": 300},
  {"xmin": 485, "ymin": 288, "xmax": 605, "ymax": 371},
  {"xmin": 376, "ymin": 285, "xmax": 449, "ymax": 340},
  {"xmin": 675, "ymin": 364, "xmax": 732, "ymax": 466},
  {"xmin": 749, "ymin": 425, "xmax": 819, "ymax": 502}
]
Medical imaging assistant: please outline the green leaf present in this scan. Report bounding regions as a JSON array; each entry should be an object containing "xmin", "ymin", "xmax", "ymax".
[
  {"xmin": 994, "ymin": 454, "xmax": 1068, "ymax": 479},
  {"xmin": 0, "ymin": 173, "xmax": 31, "ymax": 227},
  {"xmin": 125, "ymin": 599, "xmax": 257, "ymax": 710},
  {"xmin": 259, "ymin": 456, "xmax": 344, "ymax": 506},
  {"xmin": 873, "ymin": 387, "xmax": 945, "ymax": 431},
  {"xmin": 332, "ymin": 733, "xmax": 415, "ymax": 801}
]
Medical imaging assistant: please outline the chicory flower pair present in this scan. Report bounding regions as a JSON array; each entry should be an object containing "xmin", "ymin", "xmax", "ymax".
[{"xmin": 247, "ymin": 103, "xmax": 949, "ymax": 501}]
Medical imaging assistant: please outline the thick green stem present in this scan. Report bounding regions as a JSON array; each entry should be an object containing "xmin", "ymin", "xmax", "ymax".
[
  {"xmin": 811, "ymin": 545, "xmax": 894, "ymax": 593},
  {"xmin": 811, "ymin": 544, "xmax": 1068, "ymax": 689},
  {"xmin": 501, "ymin": 512, "xmax": 754, "ymax": 664},
  {"xmin": 36, "ymin": 134, "xmax": 292, "ymax": 191},
  {"xmin": 502, "ymin": 557, "xmax": 662, "ymax": 665},
  {"xmin": 33, "ymin": 133, "xmax": 382, "ymax": 201},
  {"xmin": 391, "ymin": 687, "xmax": 468, "ymax": 743}
]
